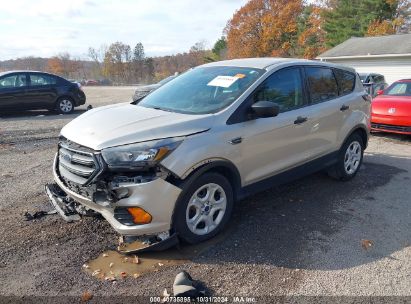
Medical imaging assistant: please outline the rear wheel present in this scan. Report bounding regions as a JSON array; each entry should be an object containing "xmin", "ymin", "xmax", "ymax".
[
  {"xmin": 328, "ymin": 133, "xmax": 364, "ymax": 181},
  {"xmin": 173, "ymin": 172, "xmax": 234, "ymax": 244},
  {"xmin": 56, "ymin": 97, "xmax": 74, "ymax": 114}
]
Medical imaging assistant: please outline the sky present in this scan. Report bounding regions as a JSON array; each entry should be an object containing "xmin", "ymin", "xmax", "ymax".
[{"xmin": 0, "ymin": 0, "xmax": 248, "ymax": 60}]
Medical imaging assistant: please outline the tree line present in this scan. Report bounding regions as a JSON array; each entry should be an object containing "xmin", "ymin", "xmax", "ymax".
[{"xmin": 0, "ymin": 0, "xmax": 409, "ymax": 84}]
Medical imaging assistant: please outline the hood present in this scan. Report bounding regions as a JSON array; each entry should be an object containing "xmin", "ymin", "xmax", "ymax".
[
  {"xmin": 60, "ymin": 103, "xmax": 214, "ymax": 150},
  {"xmin": 372, "ymin": 96, "xmax": 411, "ymax": 116}
]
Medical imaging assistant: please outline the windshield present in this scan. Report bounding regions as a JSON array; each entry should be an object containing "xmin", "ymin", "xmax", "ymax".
[
  {"xmin": 359, "ymin": 74, "xmax": 367, "ymax": 82},
  {"xmin": 139, "ymin": 66, "xmax": 264, "ymax": 114},
  {"xmin": 385, "ymin": 82, "xmax": 411, "ymax": 96}
]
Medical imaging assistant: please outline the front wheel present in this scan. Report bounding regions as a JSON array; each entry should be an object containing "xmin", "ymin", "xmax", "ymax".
[
  {"xmin": 173, "ymin": 172, "xmax": 234, "ymax": 244},
  {"xmin": 56, "ymin": 98, "xmax": 74, "ymax": 114},
  {"xmin": 328, "ymin": 133, "xmax": 364, "ymax": 181}
]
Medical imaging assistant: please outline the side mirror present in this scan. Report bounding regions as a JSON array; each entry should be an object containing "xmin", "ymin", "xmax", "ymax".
[
  {"xmin": 377, "ymin": 89, "xmax": 384, "ymax": 95},
  {"xmin": 251, "ymin": 101, "xmax": 280, "ymax": 118}
]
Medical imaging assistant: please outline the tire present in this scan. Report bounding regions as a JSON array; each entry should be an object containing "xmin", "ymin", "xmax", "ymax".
[
  {"xmin": 328, "ymin": 133, "xmax": 364, "ymax": 181},
  {"xmin": 56, "ymin": 97, "xmax": 74, "ymax": 114},
  {"xmin": 173, "ymin": 172, "xmax": 234, "ymax": 244}
]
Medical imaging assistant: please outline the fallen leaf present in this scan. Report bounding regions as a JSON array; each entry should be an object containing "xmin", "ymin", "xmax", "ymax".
[
  {"xmin": 361, "ymin": 239, "xmax": 374, "ymax": 250},
  {"xmin": 120, "ymin": 271, "xmax": 127, "ymax": 278},
  {"xmin": 82, "ymin": 264, "xmax": 90, "ymax": 269},
  {"xmin": 91, "ymin": 269, "xmax": 101, "ymax": 277},
  {"xmin": 81, "ymin": 291, "xmax": 93, "ymax": 302},
  {"xmin": 158, "ymin": 263, "xmax": 164, "ymax": 267},
  {"xmin": 133, "ymin": 255, "xmax": 140, "ymax": 264},
  {"xmin": 133, "ymin": 273, "xmax": 140, "ymax": 278},
  {"xmin": 122, "ymin": 257, "xmax": 129, "ymax": 263},
  {"xmin": 105, "ymin": 276, "xmax": 116, "ymax": 282},
  {"xmin": 109, "ymin": 262, "xmax": 114, "ymax": 268},
  {"xmin": 102, "ymin": 253, "xmax": 109, "ymax": 257},
  {"xmin": 162, "ymin": 288, "xmax": 170, "ymax": 297}
]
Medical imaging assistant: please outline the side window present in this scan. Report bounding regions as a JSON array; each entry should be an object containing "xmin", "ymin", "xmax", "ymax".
[
  {"xmin": 30, "ymin": 74, "xmax": 57, "ymax": 86},
  {"xmin": 334, "ymin": 69, "xmax": 355, "ymax": 95},
  {"xmin": 253, "ymin": 68, "xmax": 305, "ymax": 113},
  {"xmin": 305, "ymin": 67, "xmax": 338, "ymax": 103},
  {"xmin": 0, "ymin": 74, "xmax": 28, "ymax": 88},
  {"xmin": 374, "ymin": 75, "xmax": 383, "ymax": 83}
]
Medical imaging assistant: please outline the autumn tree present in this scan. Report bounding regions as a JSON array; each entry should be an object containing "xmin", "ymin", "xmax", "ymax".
[
  {"xmin": 132, "ymin": 42, "xmax": 145, "ymax": 83},
  {"xmin": 225, "ymin": 0, "xmax": 304, "ymax": 58},
  {"xmin": 103, "ymin": 42, "xmax": 132, "ymax": 83},
  {"xmin": 366, "ymin": 0, "xmax": 411, "ymax": 36},
  {"xmin": 88, "ymin": 45, "xmax": 107, "ymax": 79},
  {"xmin": 297, "ymin": 5, "xmax": 327, "ymax": 59},
  {"xmin": 47, "ymin": 57, "xmax": 64, "ymax": 75}
]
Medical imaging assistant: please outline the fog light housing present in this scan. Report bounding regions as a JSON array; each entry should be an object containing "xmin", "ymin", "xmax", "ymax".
[{"xmin": 127, "ymin": 207, "xmax": 152, "ymax": 225}]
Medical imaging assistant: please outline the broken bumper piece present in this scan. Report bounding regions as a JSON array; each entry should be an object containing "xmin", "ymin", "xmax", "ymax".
[
  {"xmin": 45, "ymin": 183, "xmax": 81, "ymax": 222},
  {"xmin": 119, "ymin": 232, "xmax": 180, "ymax": 254}
]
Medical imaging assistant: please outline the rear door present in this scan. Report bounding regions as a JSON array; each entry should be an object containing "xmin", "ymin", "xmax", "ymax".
[
  {"xmin": 0, "ymin": 73, "xmax": 29, "ymax": 110},
  {"xmin": 302, "ymin": 66, "xmax": 355, "ymax": 159},
  {"xmin": 26, "ymin": 73, "xmax": 58, "ymax": 108}
]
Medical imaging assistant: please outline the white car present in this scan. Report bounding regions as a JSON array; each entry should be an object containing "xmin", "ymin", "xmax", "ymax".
[{"xmin": 46, "ymin": 58, "xmax": 370, "ymax": 245}]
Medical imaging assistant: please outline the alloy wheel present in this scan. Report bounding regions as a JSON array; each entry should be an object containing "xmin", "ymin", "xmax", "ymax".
[
  {"xmin": 344, "ymin": 141, "xmax": 362, "ymax": 174},
  {"xmin": 185, "ymin": 183, "xmax": 227, "ymax": 236},
  {"xmin": 59, "ymin": 99, "xmax": 73, "ymax": 113}
]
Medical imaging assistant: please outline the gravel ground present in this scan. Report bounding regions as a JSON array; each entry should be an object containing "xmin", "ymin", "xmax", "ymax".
[{"xmin": 0, "ymin": 86, "xmax": 410, "ymax": 301}]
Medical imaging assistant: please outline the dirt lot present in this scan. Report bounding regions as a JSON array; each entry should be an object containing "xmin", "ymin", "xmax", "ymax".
[{"xmin": 0, "ymin": 86, "xmax": 410, "ymax": 301}]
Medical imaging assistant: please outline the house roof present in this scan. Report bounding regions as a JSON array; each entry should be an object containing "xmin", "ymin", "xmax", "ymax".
[{"xmin": 317, "ymin": 34, "xmax": 411, "ymax": 59}]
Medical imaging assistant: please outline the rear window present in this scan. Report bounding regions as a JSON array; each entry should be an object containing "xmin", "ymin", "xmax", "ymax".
[
  {"xmin": 386, "ymin": 82, "xmax": 411, "ymax": 96},
  {"xmin": 334, "ymin": 69, "xmax": 355, "ymax": 95},
  {"xmin": 305, "ymin": 67, "xmax": 339, "ymax": 103},
  {"xmin": 30, "ymin": 74, "xmax": 57, "ymax": 86}
]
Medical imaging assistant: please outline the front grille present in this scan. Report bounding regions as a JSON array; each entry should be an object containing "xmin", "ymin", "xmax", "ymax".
[
  {"xmin": 371, "ymin": 123, "xmax": 411, "ymax": 133},
  {"xmin": 57, "ymin": 138, "xmax": 103, "ymax": 186}
]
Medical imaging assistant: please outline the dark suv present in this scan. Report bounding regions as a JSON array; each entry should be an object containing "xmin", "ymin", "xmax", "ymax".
[
  {"xmin": 359, "ymin": 73, "xmax": 388, "ymax": 98},
  {"xmin": 0, "ymin": 71, "xmax": 86, "ymax": 114}
]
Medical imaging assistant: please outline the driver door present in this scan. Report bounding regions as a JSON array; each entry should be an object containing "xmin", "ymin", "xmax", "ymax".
[{"xmin": 237, "ymin": 67, "xmax": 311, "ymax": 185}]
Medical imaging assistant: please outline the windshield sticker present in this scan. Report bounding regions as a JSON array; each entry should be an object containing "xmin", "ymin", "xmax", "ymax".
[
  {"xmin": 207, "ymin": 76, "xmax": 239, "ymax": 88},
  {"xmin": 234, "ymin": 73, "xmax": 246, "ymax": 79}
]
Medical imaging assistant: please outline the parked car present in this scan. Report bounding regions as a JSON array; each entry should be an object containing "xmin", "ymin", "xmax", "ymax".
[
  {"xmin": 371, "ymin": 79, "xmax": 411, "ymax": 135},
  {"xmin": 132, "ymin": 74, "xmax": 178, "ymax": 102},
  {"xmin": 46, "ymin": 58, "xmax": 370, "ymax": 246},
  {"xmin": 85, "ymin": 79, "xmax": 99, "ymax": 86},
  {"xmin": 359, "ymin": 73, "xmax": 388, "ymax": 97},
  {"xmin": 0, "ymin": 71, "xmax": 86, "ymax": 114}
]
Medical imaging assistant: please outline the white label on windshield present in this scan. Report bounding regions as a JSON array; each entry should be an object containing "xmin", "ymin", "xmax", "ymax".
[{"xmin": 207, "ymin": 76, "xmax": 239, "ymax": 88}]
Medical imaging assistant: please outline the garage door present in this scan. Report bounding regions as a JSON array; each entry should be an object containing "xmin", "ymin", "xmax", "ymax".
[{"xmin": 326, "ymin": 57, "xmax": 411, "ymax": 85}]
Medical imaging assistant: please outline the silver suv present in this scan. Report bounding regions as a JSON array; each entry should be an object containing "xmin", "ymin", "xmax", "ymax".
[{"xmin": 46, "ymin": 58, "xmax": 370, "ymax": 245}]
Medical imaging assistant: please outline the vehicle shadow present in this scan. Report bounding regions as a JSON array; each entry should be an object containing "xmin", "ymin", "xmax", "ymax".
[
  {"xmin": 195, "ymin": 153, "xmax": 410, "ymax": 271},
  {"xmin": 0, "ymin": 109, "xmax": 87, "ymax": 120}
]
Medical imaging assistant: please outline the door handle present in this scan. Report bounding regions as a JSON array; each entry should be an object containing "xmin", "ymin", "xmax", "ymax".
[
  {"xmin": 294, "ymin": 116, "xmax": 307, "ymax": 124},
  {"xmin": 340, "ymin": 104, "xmax": 349, "ymax": 111},
  {"xmin": 229, "ymin": 137, "xmax": 242, "ymax": 145}
]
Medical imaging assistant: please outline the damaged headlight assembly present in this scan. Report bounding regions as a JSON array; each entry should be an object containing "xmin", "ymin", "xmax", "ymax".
[{"xmin": 101, "ymin": 137, "xmax": 183, "ymax": 170}]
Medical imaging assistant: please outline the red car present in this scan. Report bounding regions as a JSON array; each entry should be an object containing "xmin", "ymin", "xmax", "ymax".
[{"xmin": 371, "ymin": 79, "xmax": 411, "ymax": 135}]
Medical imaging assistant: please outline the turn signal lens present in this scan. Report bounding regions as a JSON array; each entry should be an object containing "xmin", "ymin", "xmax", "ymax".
[{"xmin": 127, "ymin": 207, "xmax": 152, "ymax": 225}]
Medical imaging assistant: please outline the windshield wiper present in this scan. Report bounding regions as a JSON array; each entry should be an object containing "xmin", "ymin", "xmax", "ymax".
[{"xmin": 152, "ymin": 106, "xmax": 173, "ymax": 112}]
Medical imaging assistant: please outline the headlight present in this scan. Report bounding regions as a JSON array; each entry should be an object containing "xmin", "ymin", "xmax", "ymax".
[{"xmin": 101, "ymin": 138, "xmax": 183, "ymax": 169}]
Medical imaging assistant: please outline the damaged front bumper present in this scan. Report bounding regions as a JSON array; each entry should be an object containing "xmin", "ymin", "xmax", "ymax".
[{"xmin": 48, "ymin": 154, "xmax": 182, "ymax": 236}]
